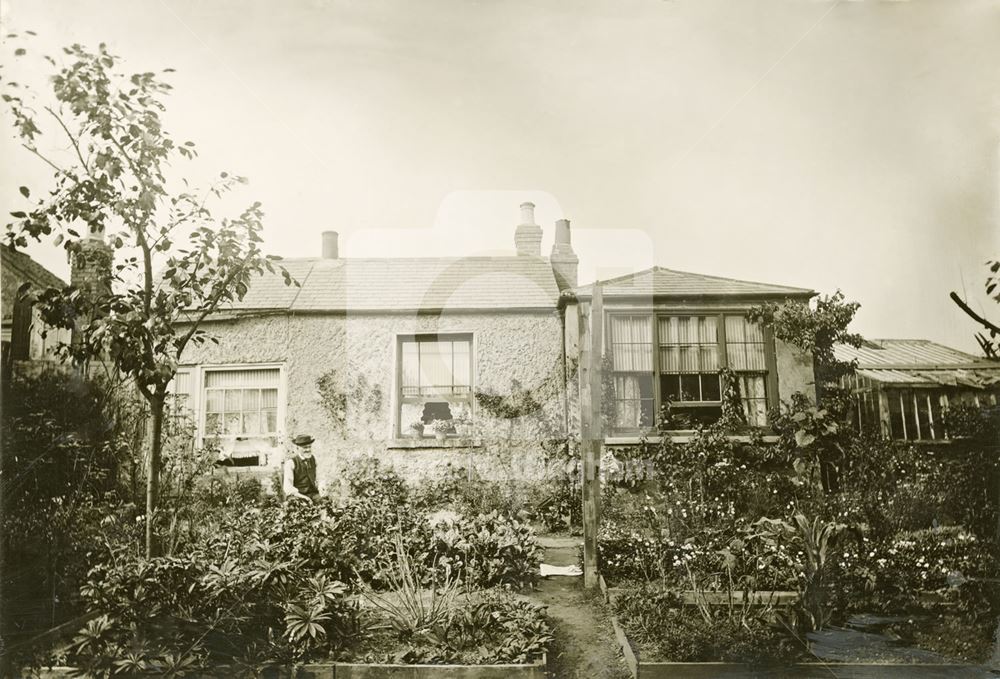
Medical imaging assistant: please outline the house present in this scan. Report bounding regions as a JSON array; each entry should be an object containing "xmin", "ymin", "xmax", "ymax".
[
  {"xmin": 1, "ymin": 245, "xmax": 70, "ymax": 378},
  {"xmin": 835, "ymin": 339, "xmax": 1000, "ymax": 441},
  {"xmin": 156, "ymin": 202, "xmax": 818, "ymax": 487},
  {"xmin": 567, "ymin": 267, "xmax": 816, "ymax": 441}
]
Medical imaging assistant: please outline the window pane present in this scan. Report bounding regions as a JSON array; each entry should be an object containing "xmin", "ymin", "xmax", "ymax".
[
  {"xmin": 888, "ymin": 392, "xmax": 905, "ymax": 439},
  {"xmin": 738, "ymin": 375, "xmax": 768, "ymax": 426},
  {"xmin": 401, "ymin": 342, "xmax": 420, "ymax": 389},
  {"xmin": 660, "ymin": 316, "xmax": 717, "ymax": 373},
  {"xmin": 916, "ymin": 395, "xmax": 932, "ymax": 439},
  {"xmin": 242, "ymin": 389, "xmax": 260, "ymax": 412},
  {"xmin": 263, "ymin": 409, "xmax": 278, "ymax": 434},
  {"xmin": 699, "ymin": 345, "xmax": 718, "ymax": 371},
  {"xmin": 242, "ymin": 411, "xmax": 260, "ymax": 435},
  {"xmin": 614, "ymin": 374, "xmax": 653, "ymax": 429},
  {"xmin": 224, "ymin": 389, "xmax": 242, "ymax": 412},
  {"xmin": 205, "ymin": 412, "xmax": 222, "ymax": 435},
  {"xmin": 701, "ymin": 374, "xmax": 721, "ymax": 401},
  {"xmin": 660, "ymin": 374, "xmax": 680, "ymax": 401},
  {"xmin": 206, "ymin": 390, "xmax": 224, "ymax": 414},
  {"xmin": 261, "ymin": 388, "xmax": 277, "ymax": 409},
  {"xmin": 453, "ymin": 341, "xmax": 471, "ymax": 389},
  {"xmin": 224, "ymin": 412, "xmax": 241, "ymax": 434},
  {"xmin": 611, "ymin": 316, "xmax": 652, "ymax": 371},
  {"xmin": 419, "ymin": 341, "xmax": 451, "ymax": 394},
  {"xmin": 661, "ymin": 345, "xmax": 680, "ymax": 372},
  {"xmin": 725, "ymin": 316, "xmax": 746, "ymax": 343},
  {"xmin": 680, "ymin": 374, "xmax": 700, "ymax": 401},
  {"xmin": 205, "ymin": 368, "xmax": 279, "ymax": 388}
]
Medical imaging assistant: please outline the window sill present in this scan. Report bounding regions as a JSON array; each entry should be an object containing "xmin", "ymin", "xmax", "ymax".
[
  {"xmin": 387, "ymin": 438, "xmax": 483, "ymax": 450},
  {"xmin": 604, "ymin": 432, "xmax": 780, "ymax": 445}
]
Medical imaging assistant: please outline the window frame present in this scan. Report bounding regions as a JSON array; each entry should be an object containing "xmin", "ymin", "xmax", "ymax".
[
  {"xmin": 174, "ymin": 362, "xmax": 287, "ymax": 450},
  {"xmin": 606, "ymin": 310, "xmax": 779, "ymax": 434},
  {"xmin": 394, "ymin": 332, "xmax": 476, "ymax": 439}
]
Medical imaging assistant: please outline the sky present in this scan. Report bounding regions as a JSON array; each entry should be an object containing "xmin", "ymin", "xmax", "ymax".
[{"xmin": 1, "ymin": 0, "xmax": 999, "ymax": 353}]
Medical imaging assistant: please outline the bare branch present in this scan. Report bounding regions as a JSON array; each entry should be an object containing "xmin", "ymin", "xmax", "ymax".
[{"xmin": 950, "ymin": 291, "xmax": 1000, "ymax": 337}]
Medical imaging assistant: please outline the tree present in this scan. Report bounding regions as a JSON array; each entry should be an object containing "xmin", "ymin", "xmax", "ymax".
[
  {"xmin": 950, "ymin": 259, "xmax": 1000, "ymax": 359},
  {"xmin": 748, "ymin": 291, "xmax": 864, "ymax": 493},
  {"xmin": 748, "ymin": 290, "xmax": 864, "ymax": 399},
  {"xmin": 1, "ymin": 39, "xmax": 295, "ymax": 557}
]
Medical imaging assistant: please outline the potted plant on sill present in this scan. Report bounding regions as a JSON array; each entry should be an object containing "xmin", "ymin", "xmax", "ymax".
[
  {"xmin": 406, "ymin": 420, "xmax": 425, "ymax": 438},
  {"xmin": 431, "ymin": 419, "xmax": 454, "ymax": 441}
]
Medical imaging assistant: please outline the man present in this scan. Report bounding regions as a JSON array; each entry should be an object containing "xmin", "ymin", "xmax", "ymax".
[{"xmin": 283, "ymin": 434, "xmax": 320, "ymax": 502}]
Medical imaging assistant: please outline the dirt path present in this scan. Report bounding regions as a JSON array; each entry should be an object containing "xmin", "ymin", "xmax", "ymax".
[{"xmin": 528, "ymin": 535, "xmax": 630, "ymax": 679}]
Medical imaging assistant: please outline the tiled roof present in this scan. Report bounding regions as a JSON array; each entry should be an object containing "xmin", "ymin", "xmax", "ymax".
[
  {"xmin": 1, "ymin": 246, "xmax": 67, "ymax": 324},
  {"xmin": 224, "ymin": 256, "xmax": 561, "ymax": 313},
  {"xmin": 836, "ymin": 339, "xmax": 1000, "ymax": 389},
  {"xmin": 571, "ymin": 266, "xmax": 815, "ymax": 300},
  {"xmin": 1, "ymin": 246, "xmax": 66, "ymax": 289}
]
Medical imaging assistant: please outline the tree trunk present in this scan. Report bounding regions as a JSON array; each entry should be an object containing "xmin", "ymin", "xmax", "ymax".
[{"xmin": 145, "ymin": 394, "xmax": 165, "ymax": 559}]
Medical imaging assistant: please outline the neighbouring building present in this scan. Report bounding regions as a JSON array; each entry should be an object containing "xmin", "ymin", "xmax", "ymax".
[
  {"xmin": 835, "ymin": 339, "xmax": 1000, "ymax": 441},
  {"xmin": 152, "ymin": 202, "xmax": 819, "ymax": 488},
  {"xmin": 1, "ymin": 245, "xmax": 70, "ymax": 378}
]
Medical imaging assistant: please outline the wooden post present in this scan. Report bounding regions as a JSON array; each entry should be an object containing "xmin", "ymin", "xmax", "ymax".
[{"xmin": 580, "ymin": 283, "xmax": 603, "ymax": 589}]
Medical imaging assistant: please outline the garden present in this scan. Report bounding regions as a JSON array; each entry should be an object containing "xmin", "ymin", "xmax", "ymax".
[
  {"xmin": 593, "ymin": 294, "xmax": 1000, "ymax": 676},
  {"xmin": 2, "ymin": 372, "xmax": 556, "ymax": 677}
]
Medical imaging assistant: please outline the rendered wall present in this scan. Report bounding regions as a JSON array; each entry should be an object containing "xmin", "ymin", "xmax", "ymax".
[{"xmin": 179, "ymin": 310, "xmax": 567, "ymax": 491}]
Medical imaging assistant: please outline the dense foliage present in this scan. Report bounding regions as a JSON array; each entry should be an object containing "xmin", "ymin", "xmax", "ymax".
[{"xmin": 613, "ymin": 585, "xmax": 807, "ymax": 664}]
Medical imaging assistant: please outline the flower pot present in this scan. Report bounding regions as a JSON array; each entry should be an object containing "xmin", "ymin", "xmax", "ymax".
[
  {"xmin": 435, "ymin": 431, "xmax": 448, "ymax": 441},
  {"xmin": 407, "ymin": 427, "xmax": 424, "ymax": 439}
]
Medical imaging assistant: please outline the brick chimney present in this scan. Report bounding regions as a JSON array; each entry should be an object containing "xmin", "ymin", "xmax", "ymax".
[
  {"xmin": 322, "ymin": 231, "xmax": 339, "ymax": 259},
  {"xmin": 70, "ymin": 224, "xmax": 112, "ymax": 347},
  {"xmin": 550, "ymin": 218, "xmax": 578, "ymax": 290},
  {"xmin": 514, "ymin": 202, "xmax": 542, "ymax": 257}
]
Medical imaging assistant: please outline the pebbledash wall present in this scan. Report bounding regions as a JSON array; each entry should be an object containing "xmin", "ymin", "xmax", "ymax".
[{"xmin": 178, "ymin": 309, "xmax": 567, "ymax": 491}]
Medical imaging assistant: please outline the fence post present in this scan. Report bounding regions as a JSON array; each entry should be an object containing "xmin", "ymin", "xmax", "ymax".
[{"xmin": 581, "ymin": 283, "xmax": 603, "ymax": 589}]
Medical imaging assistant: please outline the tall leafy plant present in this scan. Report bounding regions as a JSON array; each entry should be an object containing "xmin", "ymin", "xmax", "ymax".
[{"xmin": 2, "ymin": 39, "xmax": 295, "ymax": 557}]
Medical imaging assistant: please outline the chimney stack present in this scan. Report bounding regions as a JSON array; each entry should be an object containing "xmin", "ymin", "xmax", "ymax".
[
  {"xmin": 322, "ymin": 231, "xmax": 339, "ymax": 259},
  {"xmin": 70, "ymin": 223, "xmax": 112, "ymax": 348},
  {"xmin": 550, "ymin": 218, "xmax": 578, "ymax": 290},
  {"xmin": 514, "ymin": 202, "xmax": 543, "ymax": 257}
]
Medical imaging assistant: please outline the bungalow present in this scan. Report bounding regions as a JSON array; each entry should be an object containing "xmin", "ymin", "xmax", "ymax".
[
  {"xmin": 835, "ymin": 339, "xmax": 1000, "ymax": 441},
  {"xmin": 157, "ymin": 202, "xmax": 818, "ymax": 487}
]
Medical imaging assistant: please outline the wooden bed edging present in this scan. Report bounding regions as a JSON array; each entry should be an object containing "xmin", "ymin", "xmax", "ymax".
[
  {"xmin": 31, "ymin": 654, "xmax": 548, "ymax": 679},
  {"xmin": 609, "ymin": 616, "xmax": 986, "ymax": 679},
  {"xmin": 599, "ymin": 575, "xmax": 799, "ymax": 607}
]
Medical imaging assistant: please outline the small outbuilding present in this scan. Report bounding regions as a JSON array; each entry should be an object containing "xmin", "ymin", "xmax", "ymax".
[{"xmin": 835, "ymin": 339, "xmax": 1000, "ymax": 441}]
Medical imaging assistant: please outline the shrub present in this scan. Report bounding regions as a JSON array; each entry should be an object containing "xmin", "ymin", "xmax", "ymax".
[
  {"xmin": 70, "ymin": 549, "xmax": 360, "ymax": 675},
  {"xmin": 428, "ymin": 511, "xmax": 542, "ymax": 589},
  {"xmin": 362, "ymin": 589, "xmax": 553, "ymax": 665}
]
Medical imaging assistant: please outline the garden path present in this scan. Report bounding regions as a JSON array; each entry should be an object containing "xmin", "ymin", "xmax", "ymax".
[{"xmin": 529, "ymin": 534, "xmax": 630, "ymax": 679}]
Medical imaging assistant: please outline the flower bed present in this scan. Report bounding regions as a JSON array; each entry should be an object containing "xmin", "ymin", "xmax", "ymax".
[
  {"xmin": 607, "ymin": 581, "xmax": 988, "ymax": 679},
  {"xmin": 24, "ymin": 462, "xmax": 550, "ymax": 677}
]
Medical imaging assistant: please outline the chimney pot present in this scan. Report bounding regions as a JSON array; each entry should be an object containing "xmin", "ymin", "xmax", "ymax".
[
  {"xmin": 514, "ymin": 202, "xmax": 542, "ymax": 257},
  {"xmin": 322, "ymin": 231, "xmax": 339, "ymax": 259},
  {"xmin": 519, "ymin": 202, "xmax": 536, "ymax": 226},
  {"xmin": 554, "ymin": 218, "xmax": 571, "ymax": 244}
]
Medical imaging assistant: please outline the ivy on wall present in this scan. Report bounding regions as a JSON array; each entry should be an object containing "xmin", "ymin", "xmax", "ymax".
[{"xmin": 316, "ymin": 371, "xmax": 383, "ymax": 436}]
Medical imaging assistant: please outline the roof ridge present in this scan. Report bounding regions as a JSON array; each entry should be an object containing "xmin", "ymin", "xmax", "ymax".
[{"xmin": 650, "ymin": 265, "xmax": 814, "ymax": 293}]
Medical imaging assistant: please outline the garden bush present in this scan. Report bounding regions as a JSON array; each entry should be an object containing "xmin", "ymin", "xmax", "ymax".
[
  {"xmin": 360, "ymin": 587, "xmax": 552, "ymax": 665},
  {"xmin": 427, "ymin": 511, "xmax": 542, "ymax": 589}
]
